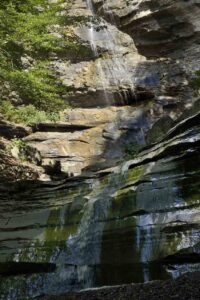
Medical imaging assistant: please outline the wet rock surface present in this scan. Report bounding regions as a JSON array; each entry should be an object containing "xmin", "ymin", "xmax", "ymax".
[
  {"xmin": 1, "ymin": 112, "xmax": 200, "ymax": 298},
  {"xmin": 61, "ymin": 0, "xmax": 146, "ymax": 107},
  {"xmin": 52, "ymin": 0, "xmax": 195, "ymax": 108},
  {"xmin": 39, "ymin": 272, "xmax": 200, "ymax": 300}
]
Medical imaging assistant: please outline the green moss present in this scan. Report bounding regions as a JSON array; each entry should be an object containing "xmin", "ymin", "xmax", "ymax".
[
  {"xmin": 104, "ymin": 167, "xmax": 144, "ymax": 222},
  {"xmin": 44, "ymin": 209, "xmax": 79, "ymax": 245},
  {"xmin": 126, "ymin": 166, "xmax": 144, "ymax": 184}
]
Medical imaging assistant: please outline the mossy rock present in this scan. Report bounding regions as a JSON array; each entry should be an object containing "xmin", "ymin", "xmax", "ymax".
[{"xmin": 146, "ymin": 116, "xmax": 174, "ymax": 145}]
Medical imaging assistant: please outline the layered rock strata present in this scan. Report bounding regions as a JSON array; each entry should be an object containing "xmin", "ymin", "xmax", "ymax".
[
  {"xmin": 1, "ymin": 107, "xmax": 200, "ymax": 298},
  {"xmin": 91, "ymin": 0, "xmax": 200, "ymax": 102},
  {"xmin": 23, "ymin": 106, "xmax": 149, "ymax": 176}
]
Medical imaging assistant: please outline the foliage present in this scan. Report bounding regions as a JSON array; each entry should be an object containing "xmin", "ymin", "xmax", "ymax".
[
  {"xmin": 0, "ymin": 101, "xmax": 59, "ymax": 125},
  {"xmin": 11, "ymin": 138, "xmax": 28, "ymax": 151},
  {"xmin": 0, "ymin": 0, "xmax": 92, "ymax": 122},
  {"xmin": 0, "ymin": 0, "xmax": 91, "ymax": 65},
  {"xmin": 8, "ymin": 64, "xmax": 67, "ymax": 111}
]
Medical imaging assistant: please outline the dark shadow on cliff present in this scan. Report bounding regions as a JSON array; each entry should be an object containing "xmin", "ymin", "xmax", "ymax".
[{"xmin": 117, "ymin": 0, "xmax": 199, "ymax": 58}]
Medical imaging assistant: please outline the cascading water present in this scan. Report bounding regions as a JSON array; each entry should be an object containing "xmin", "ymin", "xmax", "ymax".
[
  {"xmin": 86, "ymin": 0, "xmax": 98, "ymax": 56},
  {"xmin": 86, "ymin": 0, "xmax": 111, "ymax": 104},
  {"xmin": 0, "ymin": 172, "xmax": 131, "ymax": 299},
  {"xmin": 85, "ymin": 0, "xmax": 139, "ymax": 105},
  {"xmin": 101, "ymin": 0, "xmax": 146, "ymax": 103},
  {"xmin": 101, "ymin": 0, "xmax": 139, "ymax": 100}
]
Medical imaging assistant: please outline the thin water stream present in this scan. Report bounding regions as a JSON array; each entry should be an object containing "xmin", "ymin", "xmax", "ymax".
[{"xmin": 85, "ymin": 0, "xmax": 138, "ymax": 104}]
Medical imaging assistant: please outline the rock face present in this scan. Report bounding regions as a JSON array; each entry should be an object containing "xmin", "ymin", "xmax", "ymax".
[
  {"xmin": 13, "ymin": 0, "xmax": 200, "ymax": 178},
  {"xmin": 43, "ymin": 0, "xmax": 199, "ymax": 120},
  {"xmin": 94, "ymin": 0, "xmax": 200, "ymax": 57},
  {"xmin": 1, "ymin": 112, "xmax": 200, "ymax": 298},
  {"xmin": 0, "ymin": 138, "xmax": 40, "ymax": 182},
  {"xmin": 54, "ymin": 0, "xmax": 146, "ymax": 107},
  {"xmin": 24, "ymin": 106, "xmax": 149, "ymax": 176},
  {"xmin": 92, "ymin": 0, "xmax": 200, "ymax": 102},
  {"xmin": 0, "ymin": 118, "xmax": 41, "ymax": 182},
  {"xmin": 0, "ymin": 119, "xmax": 31, "ymax": 139},
  {"xmin": 0, "ymin": 1, "xmax": 200, "ymax": 299},
  {"xmin": 2, "ymin": 0, "xmax": 198, "ymax": 179}
]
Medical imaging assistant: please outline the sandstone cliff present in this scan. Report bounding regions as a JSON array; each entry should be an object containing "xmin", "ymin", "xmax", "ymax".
[{"xmin": 0, "ymin": 0, "xmax": 200, "ymax": 179}]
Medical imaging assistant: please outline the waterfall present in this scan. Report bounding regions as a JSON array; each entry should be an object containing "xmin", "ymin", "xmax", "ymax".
[
  {"xmin": 100, "ymin": 0, "xmax": 145, "ymax": 102},
  {"xmin": 19, "ymin": 173, "xmax": 128, "ymax": 297},
  {"xmin": 101, "ymin": 1, "xmax": 137, "ymax": 99},
  {"xmin": 136, "ymin": 214, "xmax": 155, "ymax": 282},
  {"xmin": 85, "ymin": 0, "xmax": 138, "ymax": 105},
  {"xmin": 86, "ymin": 0, "xmax": 111, "ymax": 104},
  {"xmin": 63, "ymin": 173, "xmax": 124, "ymax": 289},
  {"xmin": 86, "ymin": 0, "xmax": 98, "ymax": 55}
]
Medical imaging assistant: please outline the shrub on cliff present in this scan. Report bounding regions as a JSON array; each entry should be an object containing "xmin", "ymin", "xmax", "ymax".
[
  {"xmin": 0, "ymin": 0, "xmax": 91, "ymax": 122},
  {"xmin": 8, "ymin": 66, "xmax": 66, "ymax": 111},
  {"xmin": 0, "ymin": 101, "xmax": 59, "ymax": 125}
]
